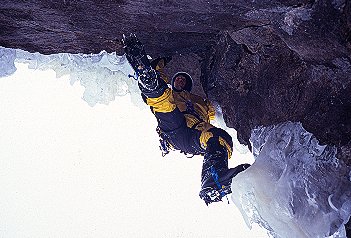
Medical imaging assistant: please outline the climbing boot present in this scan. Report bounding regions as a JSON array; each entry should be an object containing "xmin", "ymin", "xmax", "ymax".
[{"xmin": 199, "ymin": 138, "xmax": 250, "ymax": 205}]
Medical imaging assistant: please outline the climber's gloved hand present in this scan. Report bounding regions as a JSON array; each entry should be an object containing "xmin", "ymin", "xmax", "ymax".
[
  {"xmin": 122, "ymin": 33, "xmax": 159, "ymax": 88},
  {"xmin": 122, "ymin": 33, "xmax": 151, "ymax": 73},
  {"xmin": 122, "ymin": 34, "xmax": 168, "ymax": 99},
  {"xmin": 122, "ymin": 33, "xmax": 146, "ymax": 59}
]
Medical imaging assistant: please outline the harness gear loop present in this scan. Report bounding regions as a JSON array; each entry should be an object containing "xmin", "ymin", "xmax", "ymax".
[{"xmin": 156, "ymin": 126, "xmax": 173, "ymax": 157}]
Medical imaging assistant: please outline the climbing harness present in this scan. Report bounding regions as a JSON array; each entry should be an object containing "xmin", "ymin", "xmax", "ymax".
[
  {"xmin": 185, "ymin": 100, "xmax": 201, "ymax": 120},
  {"xmin": 177, "ymin": 94, "xmax": 203, "ymax": 123},
  {"xmin": 156, "ymin": 126, "xmax": 202, "ymax": 158}
]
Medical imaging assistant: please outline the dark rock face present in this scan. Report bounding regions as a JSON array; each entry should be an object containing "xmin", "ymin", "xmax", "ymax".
[
  {"xmin": 1, "ymin": 0, "xmax": 351, "ymax": 233},
  {"xmin": 203, "ymin": 25, "xmax": 351, "ymax": 149},
  {"xmin": 204, "ymin": 1, "xmax": 351, "ymax": 154},
  {"xmin": 1, "ymin": 1, "xmax": 350, "ymax": 152}
]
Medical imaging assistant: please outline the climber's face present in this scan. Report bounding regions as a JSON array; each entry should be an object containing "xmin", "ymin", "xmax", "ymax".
[{"xmin": 174, "ymin": 75, "xmax": 187, "ymax": 91}]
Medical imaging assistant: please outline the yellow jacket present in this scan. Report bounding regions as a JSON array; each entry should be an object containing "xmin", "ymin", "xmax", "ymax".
[
  {"xmin": 146, "ymin": 61, "xmax": 233, "ymax": 159},
  {"xmin": 151, "ymin": 60, "xmax": 215, "ymax": 127}
]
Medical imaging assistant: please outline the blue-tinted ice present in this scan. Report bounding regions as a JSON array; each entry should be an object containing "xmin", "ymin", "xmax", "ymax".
[{"xmin": 231, "ymin": 122, "xmax": 351, "ymax": 238}]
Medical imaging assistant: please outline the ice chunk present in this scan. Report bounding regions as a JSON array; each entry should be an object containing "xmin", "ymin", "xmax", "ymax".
[
  {"xmin": 231, "ymin": 122, "xmax": 351, "ymax": 238},
  {"xmin": 0, "ymin": 47, "xmax": 16, "ymax": 77}
]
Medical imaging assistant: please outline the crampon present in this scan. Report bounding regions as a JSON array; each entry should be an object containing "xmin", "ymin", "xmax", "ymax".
[{"xmin": 199, "ymin": 184, "xmax": 232, "ymax": 206}]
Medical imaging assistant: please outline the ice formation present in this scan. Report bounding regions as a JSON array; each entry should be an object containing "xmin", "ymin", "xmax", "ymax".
[
  {"xmin": 0, "ymin": 47, "xmax": 16, "ymax": 77},
  {"xmin": 0, "ymin": 46, "xmax": 141, "ymax": 107},
  {"xmin": 231, "ymin": 122, "xmax": 351, "ymax": 238}
]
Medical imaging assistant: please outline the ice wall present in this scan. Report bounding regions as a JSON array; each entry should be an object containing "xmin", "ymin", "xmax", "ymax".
[
  {"xmin": 231, "ymin": 122, "xmax": 351, "ymax": 238},
  {"xmin": 0, "ymin": 47, "xmax": 16, "ymax": 77},
  {"xmin": 0, "ymin": 46, "xmax": 142, "ymax": 107}
]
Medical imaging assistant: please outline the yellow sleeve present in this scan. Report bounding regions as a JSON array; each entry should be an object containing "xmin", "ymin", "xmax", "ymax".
[
  {"xmin": 146, "ymin": 88, "xmax": 176, "ymax": 113},
  {"xmin": 155, "ymin": 59, "xmax": 170, "ymax": 84},
  {"xmin": 206, "ymin": 100, "xmax": 216, "ymax": 121}
]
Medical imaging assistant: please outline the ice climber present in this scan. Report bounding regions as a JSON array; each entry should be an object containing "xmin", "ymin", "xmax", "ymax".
[{"xmin": 122, "ymin": 34, "xmax": 250, "ymax": 205}]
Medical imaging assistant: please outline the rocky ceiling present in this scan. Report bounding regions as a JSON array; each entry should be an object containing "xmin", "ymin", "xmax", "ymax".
[{"xmin": 1, "ymin": 0, "xmax": 350, "ymax": 164}]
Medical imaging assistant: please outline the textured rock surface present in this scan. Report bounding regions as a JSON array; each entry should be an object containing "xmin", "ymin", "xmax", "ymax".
[{"xmin": 1, "ymin": 0, "xmax": 350, "ymax": 234}]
